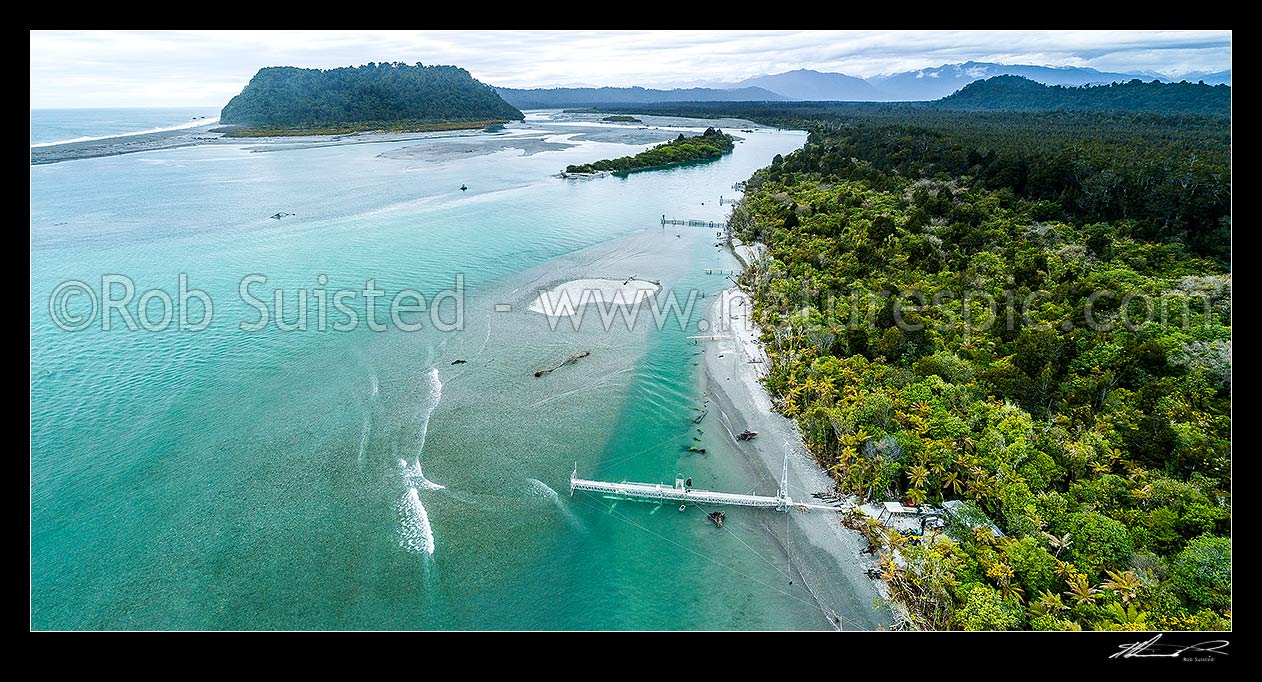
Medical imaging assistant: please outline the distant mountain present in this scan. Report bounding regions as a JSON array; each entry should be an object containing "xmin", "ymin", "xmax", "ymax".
[
  {"xmin": 935, "ymin": 75, "xmax": 1231, "ymax": 116},
  {"xmin": 732, "ymin": 69, "xmax": 883, "ymax": 101},
  {"xmin": 870, "ymin": 61, "xmax": 1162, "ymax": 101},
  {"xmin": 220, "ymin": 63, "xmax": 522, "ymax": 129},
  {"xmin": 495, "ymin": 86, "xmax": 785, "ymax": 109},
  {"xmin": 503, "ymin": 61, "xmax": 1229, "ymax": 107},
  {"xmin": 1178, "ymin": 69, "xmax": 1232, "ymax": 86}
]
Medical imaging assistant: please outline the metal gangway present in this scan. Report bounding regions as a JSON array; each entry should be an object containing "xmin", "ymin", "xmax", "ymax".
[
  {"xmin": 570, "ymin": 452, "xmax": 838, "ymax": 513},
  {"xmin": 661, "ymin": 215, "xmax": 728, "ymax": 229}
]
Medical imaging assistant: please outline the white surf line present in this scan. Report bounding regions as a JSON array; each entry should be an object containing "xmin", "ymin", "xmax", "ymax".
[
  {"xmin": 414, "ymin": 367, "xmax": 442, "ymax": 458},
  {"xmin": 400, "ymin": 369, "xmax": 445, "ymax": 490},
  {"xmin": 400, "ymin": 458, "xmax": 447, "ymax": 491},
  {"xmin": 31, "ymin": 117, "xmax": 221, "ymax": 148},
  {"xmin": 398, "ymin": 488, "xmax": 436, "ymax": 556},
  {"xmin": 399, "ymin": 367, "xmax": 447, "ymax": 488}
]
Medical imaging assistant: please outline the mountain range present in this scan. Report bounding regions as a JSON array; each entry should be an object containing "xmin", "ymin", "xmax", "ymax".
[
  {"xmin": 1178, "ymin": 70, "xmax": 1232, "ymax": 86},
  {"xmin": 733, "ymin": 69, "xmax": 882, "ymax": 101},
  {"xmin": 498, "ymin": 62, "xmax": 1232, "ymax": 106},
  {"xmin": 869, "ymin": 61, "xmax": 1183, "ymax": 100},
  {"xmin": 495, "ymin": 85, "xmax": 785, "ymax": 109}
]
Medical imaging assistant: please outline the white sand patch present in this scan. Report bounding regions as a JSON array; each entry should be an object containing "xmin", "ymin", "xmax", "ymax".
[{"xmin": 528, "ymin": 278, "xmax": 661, "ymax": 317}]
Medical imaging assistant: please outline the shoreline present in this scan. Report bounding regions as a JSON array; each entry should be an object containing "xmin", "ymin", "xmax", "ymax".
[
  {"xmin": 29, "ymin": 120, "xmax": 513, "ymax": 166},
  {"xmin": 30, "ymin": 122, "xmax": 226, "ymax": 165},
  {"xmin": 700, "ymin": 282, "xmax": 897, "ymax": 631},
  {"xmin": 217, "ymin": 119, "xmax": 511, "ymax": 138}
]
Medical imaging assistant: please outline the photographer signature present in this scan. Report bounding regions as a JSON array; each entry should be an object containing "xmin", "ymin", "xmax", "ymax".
[{"xmin": 1111, "ymin": 634, "xmax": 1230, "ymax": 660}]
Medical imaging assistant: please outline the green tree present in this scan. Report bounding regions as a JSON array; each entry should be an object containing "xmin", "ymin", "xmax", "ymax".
[
  {"xmin": 956, "ymin": 584, "xmax": 1024, "ymax": 630},
  {"xmin": 220, "ymin": 63, "xmax": 524, "ymax": 129},
  {"xmin": 1064, "ymin": 511, "xmax": 1134, "ymax": 577},
  {"xmin": 1100, "ymin": 569, "xmax": 1143, "ymax": 604},
  {"xmin": 1003, "ymin": 537, "xmax": 1059, "ymax": 596},
  {"xmin": 1170, "ymin": 534, "xmax": 1231, "ymax": 610}
]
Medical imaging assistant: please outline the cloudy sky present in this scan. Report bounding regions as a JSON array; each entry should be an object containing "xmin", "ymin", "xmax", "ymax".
[{"xmin": 30, "ymin": 30, "xmax": 1231, "ymax": 108}]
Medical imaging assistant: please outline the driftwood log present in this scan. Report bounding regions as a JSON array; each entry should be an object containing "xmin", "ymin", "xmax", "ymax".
[{"xmin": 534, "ymin": 351, "xmax": 591, "ymax": 378}]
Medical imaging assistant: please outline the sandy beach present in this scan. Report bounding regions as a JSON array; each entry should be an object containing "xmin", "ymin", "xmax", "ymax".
[
  {"xmin": 701, "ymin": 286, "xmax": 895, "ymax": 630},
  {"xmin": 29, "ymin": 121, "xmax": 226, "ymax": 165}
]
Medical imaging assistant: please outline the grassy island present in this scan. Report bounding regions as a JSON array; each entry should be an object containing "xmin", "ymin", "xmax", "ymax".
[
  {"xmin": 565, "ymin": 127, "xmax": 734, "ymax": 175},
  {"xmin": 600, "ymin": 115, "xmax": 642, "ymax": 122}
]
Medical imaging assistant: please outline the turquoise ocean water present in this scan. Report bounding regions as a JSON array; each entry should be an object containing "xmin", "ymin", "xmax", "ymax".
[
  {"xmin": 30, "ymin": 110, "xmax": 845, "ymax": 629},
  {"xmin": 30, "ymin": 107, "xmax": 222, "ymax": 147}
]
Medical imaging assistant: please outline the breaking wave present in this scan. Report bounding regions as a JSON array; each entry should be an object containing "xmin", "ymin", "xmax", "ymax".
[
  {"xmin": 416, "ymin": 368, "xmax": 442, "ymax": 456},
  {"xmin": 398, "ymin": 488, "xmax": 435, "ymax": 555},
  {"xmin": 400, "ymin": 458, "xmax": 447, "ymax": 490}
]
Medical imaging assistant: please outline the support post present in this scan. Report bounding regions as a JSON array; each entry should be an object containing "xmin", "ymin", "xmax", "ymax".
[{"xmin": 778, "ymin": 444, "xmax": 791, "ymax": 512}]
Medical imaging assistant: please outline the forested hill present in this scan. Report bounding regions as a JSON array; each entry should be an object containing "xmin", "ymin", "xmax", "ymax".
[
  {"xmin": 219, "ymin": 63, "xmax": 524, "ymax": 129},
  {"xmin": 494, "ymin": 85, "xmax": 786, "ymax": 109},
  {"xmin": 936, "ymin": 75, "xmax": 1231, "ymax": 116},
  {"xmin": 717, "ymin": 91, "xmax": 1230, "ymax": 631}
]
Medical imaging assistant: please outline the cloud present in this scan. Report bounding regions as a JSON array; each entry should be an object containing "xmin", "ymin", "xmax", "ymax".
[{"xmin": 29, "ymin": 30, "xmax": 1232, "ymax": 108}]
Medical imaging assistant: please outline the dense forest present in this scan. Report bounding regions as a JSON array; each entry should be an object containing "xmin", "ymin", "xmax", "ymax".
[
  {"xmin": 938, "ymin": 75, "xmax": 1232, "ymax": 116},
  {"xmin": 220, "ymin": 63, "xmax": 523, "ymax": 131},
  {"xmin": 564, "ymin": 128, "xmax": 734, "ymax": 174},
  {"xmin": 598, "ymin": 102, "xmax": 1230, "ymax": 263},
  {"xmin": 688, "ymin": 97, "xmax": 1229, "ymax": 629},
  {"xmin": 594, "ymin": 75, "xmax": 1231, "ymax": 118}
]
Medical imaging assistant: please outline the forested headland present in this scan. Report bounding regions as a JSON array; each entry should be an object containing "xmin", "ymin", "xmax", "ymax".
[
  {"xmin": 219, "ymin": 62, "xmax": 524, "ymax": 136},
  {"xmin": 620, "ymin": 82, "xmax": 1232, "ymax": 630},
  {"xmin": 564, "ymin": 127, "xmax": 734, "ymax": 175},
  {"xmin": 937, "ymin": 75, "xmax": 1232, "ymax": 116}
]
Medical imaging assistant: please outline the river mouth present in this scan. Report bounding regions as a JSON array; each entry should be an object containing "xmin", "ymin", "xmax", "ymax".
[{"xmin": 30, "ymin": 111, "xmax": 841, "ymax": 629}]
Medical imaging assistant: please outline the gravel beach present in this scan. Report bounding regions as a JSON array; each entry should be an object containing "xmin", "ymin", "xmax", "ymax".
[{"xmin": 700, "ymin": 286, "xmax": 895, "ymax": 630}]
